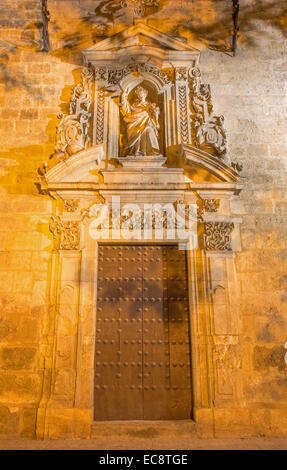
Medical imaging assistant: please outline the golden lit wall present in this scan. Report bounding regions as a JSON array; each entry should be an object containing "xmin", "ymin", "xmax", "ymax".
[{"xmin": 0, "ymin": 0, "xmax": 286, "ymax": 438}]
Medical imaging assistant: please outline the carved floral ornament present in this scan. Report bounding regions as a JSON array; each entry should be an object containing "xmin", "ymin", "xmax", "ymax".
[
  {"xmin": 189, "ymin": 68, "xmax": 229, "ymax": 162},
  {"xmin": 203, "ymin": 199, "xmax": 220, "ymax": 213},
  {"xmin": 49, "ymin": 216, "xmax": 80, "ymax": 250},
  {"xmin": 38, "ymin": 66, "xmax": 94, "ymax": 175},
  {"xmin": 203, "ymin": 222, "xmax": 234, "ymax": 252},
  {"xmin": 64, "ymin": 199, "xmax": 80, "ymax": 213}
]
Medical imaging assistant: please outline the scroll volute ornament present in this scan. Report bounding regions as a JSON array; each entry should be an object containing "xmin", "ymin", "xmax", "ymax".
[
  {"xmin": 190, "ymin": 67, "xmax": 230, "ymax": 164},
  {"xmin": 54, "ymin": 67, "xmax": 94, "ymax": 159}
]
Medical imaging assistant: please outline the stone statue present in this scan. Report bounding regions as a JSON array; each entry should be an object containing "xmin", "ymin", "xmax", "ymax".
[{"xmin": 121, "ymin": 86, "xmax": 160, "ymax": 156}]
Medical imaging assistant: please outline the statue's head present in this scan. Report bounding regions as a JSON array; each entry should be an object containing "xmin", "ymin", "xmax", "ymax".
[{"xmin": 134, "ymin": 86, "xmax": 148, "ymax": 100}]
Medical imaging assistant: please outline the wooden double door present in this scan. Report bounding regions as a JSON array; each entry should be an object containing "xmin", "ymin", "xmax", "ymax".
[{"xmin": 94, "ymin": 245, "xmax": 192, "ymax": 420}]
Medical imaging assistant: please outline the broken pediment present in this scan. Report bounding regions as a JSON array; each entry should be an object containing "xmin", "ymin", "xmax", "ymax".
[
  {"xmin": 180, "ymin": 145, "xmax": 243, "ymax": 183},
  {"xmin": 42, "ymin": 146, "xmax": 105, "ymax": 186}
]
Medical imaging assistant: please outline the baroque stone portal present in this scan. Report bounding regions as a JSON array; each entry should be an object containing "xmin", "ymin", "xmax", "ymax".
[{"xmin": 36, "ymin": 21, "xmax": 244, "ymax": 439}]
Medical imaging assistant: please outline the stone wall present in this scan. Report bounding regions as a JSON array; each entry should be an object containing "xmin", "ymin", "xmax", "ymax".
[{"xmin": 0, "ymin": 0, "xmax": 286, "ymax": 438}]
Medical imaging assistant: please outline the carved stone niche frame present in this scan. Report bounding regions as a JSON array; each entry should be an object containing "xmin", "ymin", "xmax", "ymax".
[
  {"xmin": 119, "ymin": 79, "xmax": 165, "ymax": 157},
  {"xmin": 82, "ymin": 22, "xmax": 201, "ymax": 161},
  {"xmin": 36, "ymin": 23, "xmax": 245, "ymax": 439}
]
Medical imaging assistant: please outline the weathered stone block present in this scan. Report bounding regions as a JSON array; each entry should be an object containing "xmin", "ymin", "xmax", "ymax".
[
  {"xmin": 45, "ymin": 409, "xmax": 74, "ymax": 439},
  {"xmin": 214, "ymin": 409, "xmax": 251, "ymax": 438},
  {"xmin": 0, "ymin": 372, "xmax": 40, "ymax": 402},
  {"xmin": 193, "ymin": 408, "xmax": 214, "ymax": 438},
  {"xmin": 21, "ymin": 407, "xmax": 37, "ymax": 438},
  {"xmin": 73, "ymin": 409, "xmax": 92, "ymax": 439},
  {"xmin": 0, "ymin": 405, "xmax": 19, "ymax": 437},
  {"xmin": 13, "ymin": 271, "xmax": 33, "ymax": 293},
  {"xmin": 0, "ymin": 293, "xmax": 31, "ymax": 316},
  {"xmin": 0, "ymin": 272, "xmax": 14, "ymax": 292},
  {"xmin": 0, "ymin": 347, "xmax": 37, "ymax": 370}
]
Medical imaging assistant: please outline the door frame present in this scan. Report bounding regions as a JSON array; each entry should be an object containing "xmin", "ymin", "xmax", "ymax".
[
  {"xmin": 37, "ymin": 219, "xmax": 241, "ymax": 439},
  {"xmin": 78, "ymin": 237, "xmax": 214, "ymax": 427}
]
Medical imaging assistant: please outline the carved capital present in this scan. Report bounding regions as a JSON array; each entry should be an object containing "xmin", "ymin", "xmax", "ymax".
[
  {"xmin": 203, "ymin": 222, "xmax": 234, "ymax": 251},
  {"xmin": 95, "ymin": 67, "xmax": 108, "ymax": 82},
  {"xmin": 49, "ymin": 216, "xmax": 80, "ymax": 250},
  {"xmin": 176, "ymin": 67, "xmax": 188, "ymax": 82}
]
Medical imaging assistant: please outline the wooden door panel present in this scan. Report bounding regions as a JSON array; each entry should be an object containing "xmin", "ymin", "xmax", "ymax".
[{"xmin": 94, "ymin": 245, "xmax": 192, "ymax": 421}]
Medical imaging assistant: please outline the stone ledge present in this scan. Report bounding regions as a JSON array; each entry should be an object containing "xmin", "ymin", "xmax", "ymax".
[
  {"xmin": 91, "ymin": 420, "xmax": 197, "ymax": 440},
  {"xmin": 0, "ymin": 438, "xmax": 287, "ymax": 450}
]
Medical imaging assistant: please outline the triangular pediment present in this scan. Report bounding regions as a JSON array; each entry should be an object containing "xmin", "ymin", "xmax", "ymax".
[
  {"xmin": 108, "ymin": 33, "xmax": 173, "ymax": 51},
  {"xmin": 83, "ymin": 23, "xmax": 198, "ymax": 54}
]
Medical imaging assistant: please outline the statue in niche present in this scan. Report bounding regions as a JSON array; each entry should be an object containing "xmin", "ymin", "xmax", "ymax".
[{"xmin": 121, "ymin": 85, "xmax": 160, "ymax": 157}]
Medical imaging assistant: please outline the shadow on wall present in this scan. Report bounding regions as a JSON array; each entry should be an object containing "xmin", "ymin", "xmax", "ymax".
[
  {"xmin": 0, "ymin": 53, "xmax": 83, "ymax": 196},
  {"xmin": 49, "ymin": 0, "xmax": 287, "ymax": 61},
  {"xmin": 0, "ymin": 41, "xmax": 44, "ymax": 94},
  {"xmin": 1, "ymin": 1, "xmax": 287, "ymax": 92},
  {"xmin": 177, "ymin": 0, "xmax": 287, "ymax": 53}
]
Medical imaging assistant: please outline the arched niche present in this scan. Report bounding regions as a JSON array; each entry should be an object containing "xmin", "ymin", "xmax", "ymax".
[{"xmin": 107, "ymin": 70, "xmax": 173, "ymax": 161}]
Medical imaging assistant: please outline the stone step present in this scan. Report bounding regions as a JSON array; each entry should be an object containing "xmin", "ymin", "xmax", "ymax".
[{"xmin": 91, "ymin": 420, "xmax": 197, "ymax": 440}]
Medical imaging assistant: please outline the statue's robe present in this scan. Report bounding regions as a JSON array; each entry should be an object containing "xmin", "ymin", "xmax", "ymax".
[{"xmin": 123, "ymin": 99, "xmax": 160, "ymax": 156}]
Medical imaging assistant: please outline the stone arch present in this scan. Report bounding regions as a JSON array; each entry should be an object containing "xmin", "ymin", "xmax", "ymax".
[{"xmin": 120, "ymin": 69, "xmax": 171, "ymax": 94}]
